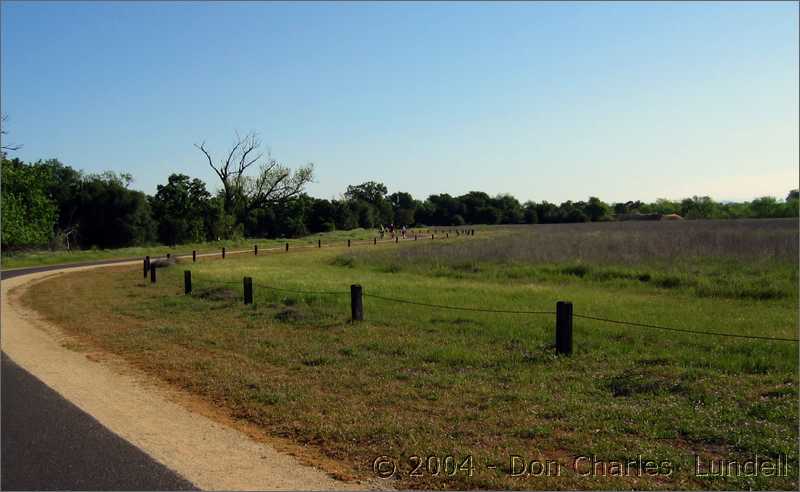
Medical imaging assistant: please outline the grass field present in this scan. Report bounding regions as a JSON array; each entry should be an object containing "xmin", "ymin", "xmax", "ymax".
[
  {"xmin": 0, "ymin": 227, "xmax": 419, "ymax": 269},
  {"xmin": 22, "ymin": 220, "xmax": 799, "ymax": 490}
]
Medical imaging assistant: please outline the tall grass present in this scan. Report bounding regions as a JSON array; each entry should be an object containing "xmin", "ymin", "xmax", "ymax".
[{"xmin": 392, "ymin": 219, "xmax": 799, "ymax": 265}]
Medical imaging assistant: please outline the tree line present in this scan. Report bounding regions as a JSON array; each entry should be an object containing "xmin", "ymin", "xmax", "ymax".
[{"xmin": 2, "ymin": 130, "xmax": 798, "ymax": 251}]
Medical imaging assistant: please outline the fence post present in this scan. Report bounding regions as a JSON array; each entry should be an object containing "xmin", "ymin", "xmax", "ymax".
[
  {"xmin": 184, "ymin": 270, "xmax": 192, "ymax": 294},
  {"xmin": 192, "ymin": 250, "xmax": 196, "ymax": 263},
  {"xmin": 150, "ymin": 264, "xmax": 157, "ymax": 284},
  {"xmin": 446, "ymin": 233, "xmax": 449, "ymax": 239},
  {"xmin": 166, "ymin": 253, "xmax": 171, "ymax": 260},
  {"xmin": 431, "ymin": 234, "xmax": 434, "ymax": 240},
  {"xmin": 374, "ymin": 238, "xmax": 377, "ymax": 245},
  {"xmin": 243, "ymin": 277, "xmax": 253, "ymax": 305},
  {"xmin": 348, "ymin": 239, "xmax": 351, "ymax": 248},
  {"xmin": 555, "ymin": 301, "xmax": 573, "ymax": 356},
  {"xmin": 318, "ymin": 239, "xmax": 321, "ymax": 248},
  {"xmin": 143, "ymin": 256, "xmax": 150, "ymax": 278},
  {"xmin": 222, "ymin": 247, "xmax": 226, "ymax": 259},
  {"xmin": 414, "ymin": 234, "xmax": 417, "ymax": 241},
  {"xmin": 395, "ymin": 236, "xmax": 399, "ymax": 243},
  {"xmin": 285, "ymin": 242, "xmax": 289, "ymax": 252},
  {"xmin": 254, "ymin": 244, "xmax": 258, "ymax": 255},
  {"xmin": 350, "ymin": 284, "xmax": 363, "ymax": 321}
]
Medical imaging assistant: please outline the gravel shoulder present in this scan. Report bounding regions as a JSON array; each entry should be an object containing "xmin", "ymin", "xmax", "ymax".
[{"xmin": 1, "ymin": 262, "xmax": 371, "ymax": 491}]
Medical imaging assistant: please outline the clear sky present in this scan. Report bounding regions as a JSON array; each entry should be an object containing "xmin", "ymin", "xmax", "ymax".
[{"xmin": 2, "ymin": 1, "xmax": 798, "ymax": 203}]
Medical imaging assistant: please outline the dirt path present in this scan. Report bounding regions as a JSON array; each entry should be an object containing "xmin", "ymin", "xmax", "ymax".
[{"xmin": 1, "ymin": 262, "xmax": 372, "ymax": 491}]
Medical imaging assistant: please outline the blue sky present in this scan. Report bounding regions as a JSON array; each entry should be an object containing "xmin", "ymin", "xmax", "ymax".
[{"xmin": 2, "ymin": 1, "xmax": 798, "ymax": 203}]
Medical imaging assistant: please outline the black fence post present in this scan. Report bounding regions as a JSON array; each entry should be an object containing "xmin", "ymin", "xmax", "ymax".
[
  {"xmin": 184, "ymin": 271, "xmax": 192, "ymax": 295},
  {"xmin": 143, "ymin": 256, "xmax": 150, "ymax": 278},
  {"xmin": 254, "ymin": 244, "xmax": 258, "ymax": 256},
  {"xmin": 285, "ymin": 242, "xmax": 289, "ymax": 252},
  {"xmin": 431, "ymin": 233, "xmax": 434, "ymax": 240},
  {"xmin": 374, "ymin": 238, "xmax": 377, "ymax": 245},
  {"xmin": 556, "ymin": 301, "xmax": 573, "ymax": 356},
  {"xmin": 150, "ymin": 264, "xmax": 157, "ymax": 284},
  {"xmin": 348, "ymin": 239, "xmax": 351, "ymax": 248},
  {"xmin": 166, "ymin": 253, "xmax": 171, "ymax": 260},
  {"xmin": 318, "ymin": 239, "xmax": 321, "ymax": 248},
  {"xmin": 222, "ymin": 247, "xmax": 226, "ymax": 259},
  {"xmin": 414, "ymin": 234, "xmax": 417, "ymax": 241},
  {"xmin": 192, "ymin": 250, "xmax": 196, "ymax": 263},
  {"xmin": 243, "ymin": 277, "xmax": 253, "ymax": 305},
  {"xmin": 350, "ymin": 284, "xmax": 363, "ymax": 321}
]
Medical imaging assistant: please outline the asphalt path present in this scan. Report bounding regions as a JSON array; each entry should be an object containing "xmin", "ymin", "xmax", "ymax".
[{"xmin": 1, "ymin": 261, "xmax": 197, "ymax": 491}]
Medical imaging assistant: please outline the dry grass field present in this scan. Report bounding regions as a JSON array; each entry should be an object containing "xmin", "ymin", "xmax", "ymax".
[{"xmin": 24, "ymin": 219, "xmax": 799, "ymax": 490}]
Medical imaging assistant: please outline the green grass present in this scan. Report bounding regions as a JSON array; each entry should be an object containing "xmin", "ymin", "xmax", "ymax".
[
  {"xmin": 23, "ymin": 229, "xmax": 799, "ymax": 490},
  {"xmin": 0, "ymin": 227, "xmax": 426, "ymax": 269}
]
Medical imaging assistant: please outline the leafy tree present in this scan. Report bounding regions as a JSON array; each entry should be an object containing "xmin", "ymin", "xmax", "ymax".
[
  {"xmin": 72, "ymin": 172, "xmax": 156, "ymax": 248},
  {"xmin": 1, "ymin": 157, "xmax": 57, "ymax": 248},
  {"xmin": 584, "ymin": 196, "xmax": 610, "ymax": 222},
  {"xmin": 522, "ymin": 201, "xmax": 539, "ymax": 224},
  {"xmin": 150, "ymin": 174, "xmax": 212, "ymax": 244},
  {"xmin": 345, "ymin": 181, "xmax": 388, "ymax": 204}
]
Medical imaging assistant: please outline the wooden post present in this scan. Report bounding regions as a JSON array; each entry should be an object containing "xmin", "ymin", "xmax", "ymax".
[
  {"xmin": 243, "ymin": 277, "xmax": 253, "ymax": 305},
  {"xmin": 192, "ymin": 250, "xmax": 196, "ymax": 263},
  {"xmin": 166, "ymin": 253, "xmax": 171, "ymax": 260},
  {"xmin": 150, "ymin": 264, "xmax": 157, "ymax": 284},
  {"xmin": 318, "ymin": 239, "xmax": 321, "ymax": 248},
  {"xmin": 395, "ymin": 236, "xmax": 399, "ymax": 243},
  {"xmin": 285, "ymin": 242, "xmax": 289, "ymax": 252},
  {"xmin": 350, "ymin": 284, "xmax": 363, "ymax": 321},
  {"xmin": 446, "ymin": 233, "xmax": 449, "ymax": 239},
  {"xmin": 556, "ymin": 301, "xmax": 573, "ymax": 356},
  {"xmin": 414, "ymin": 234, "xmax": 417, "ymax": 241},
  {"xmin": 222, "ymin": 247, "xmax": 226, "ymax": 259},
  {"xmin": 143, "ymin": 256, "xmax": 149, "ymax": 278},
  {"xmin": 431, "ymin": 234, "xmax": 434, "ymax": 240},
  {"xmin": 348, "ymin": 239, "xmax": 351, "ymax": 248},
  {"xmin": 254, "ymin": 244, "xmax": 258, "ymax": 255},
  {"xmin": 374, "ymin": 238, "xmax": 377, "ymax": 245},
  {"xmin": 184, "ymin": 270, "xmax": 192, "ymax": 295}
]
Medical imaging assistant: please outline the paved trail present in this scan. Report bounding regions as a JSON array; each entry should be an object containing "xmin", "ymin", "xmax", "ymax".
[{"xmin": 1, "ymin": 261, "xmax": 367, "ymax": 491}]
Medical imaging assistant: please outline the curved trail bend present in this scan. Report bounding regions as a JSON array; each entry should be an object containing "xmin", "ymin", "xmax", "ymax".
[{"xmin": 1, "ymin": 259, "xmax": 371, "ymax": 491}]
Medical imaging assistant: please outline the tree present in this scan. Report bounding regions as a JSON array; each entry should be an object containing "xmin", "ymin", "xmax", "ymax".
[
  {"xmin": 584, "ymin": 196, "xmax": 610, "ymax": 222},
  {"xmin": 195, "ymin": 132, "xmax": 314, "ymax": 218},
  {"xmin": 345, "ymin": 181, "xmax": 388, "ymax": 204},
  {"xmin": 523, "ymin": 201, "xmax": 539, "ymax": 224},
  {"xmin": 1, "ymin": 157, "xmax": 57, "ymax": 248},
  {"xmin": 150, "ymin": 174, "xmax": 212, "ymax": 244},
  {"xmin": 72, "ymin": 172, "xmax": 156, "ymax": 248},
  {"xmin": 388, "ymin": 191, "xmax": 417, "ymax": 226},
  {"xmin": 787, "ymin": 189, "xmax": 799, "ymax": 202}
]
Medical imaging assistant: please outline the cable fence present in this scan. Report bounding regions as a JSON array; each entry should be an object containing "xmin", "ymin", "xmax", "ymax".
[{"xmin": 141, "ymin": 260, "xmax": 800, "ymax": 353}]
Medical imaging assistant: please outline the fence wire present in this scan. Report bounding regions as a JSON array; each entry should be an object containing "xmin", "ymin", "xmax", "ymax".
[
  {"xmin": 572, "ymin": 313, "xmax": 799, "ymax": 342},
  {"xmin": 363, "ymin": 292, "xmax": 554, "ymax": 315},
  {"xmin": 180, "ymin": 275, "xmax": 798, "ymax": 342}
]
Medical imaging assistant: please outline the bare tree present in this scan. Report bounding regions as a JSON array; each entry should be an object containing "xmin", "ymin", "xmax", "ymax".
[
  {"xmin": 1, "ymin": 114, "xmax": 22, "ymax": 153},
  {"xmin": 195, "ymin": 131, "xmax": 314, "ymax": 215}
]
